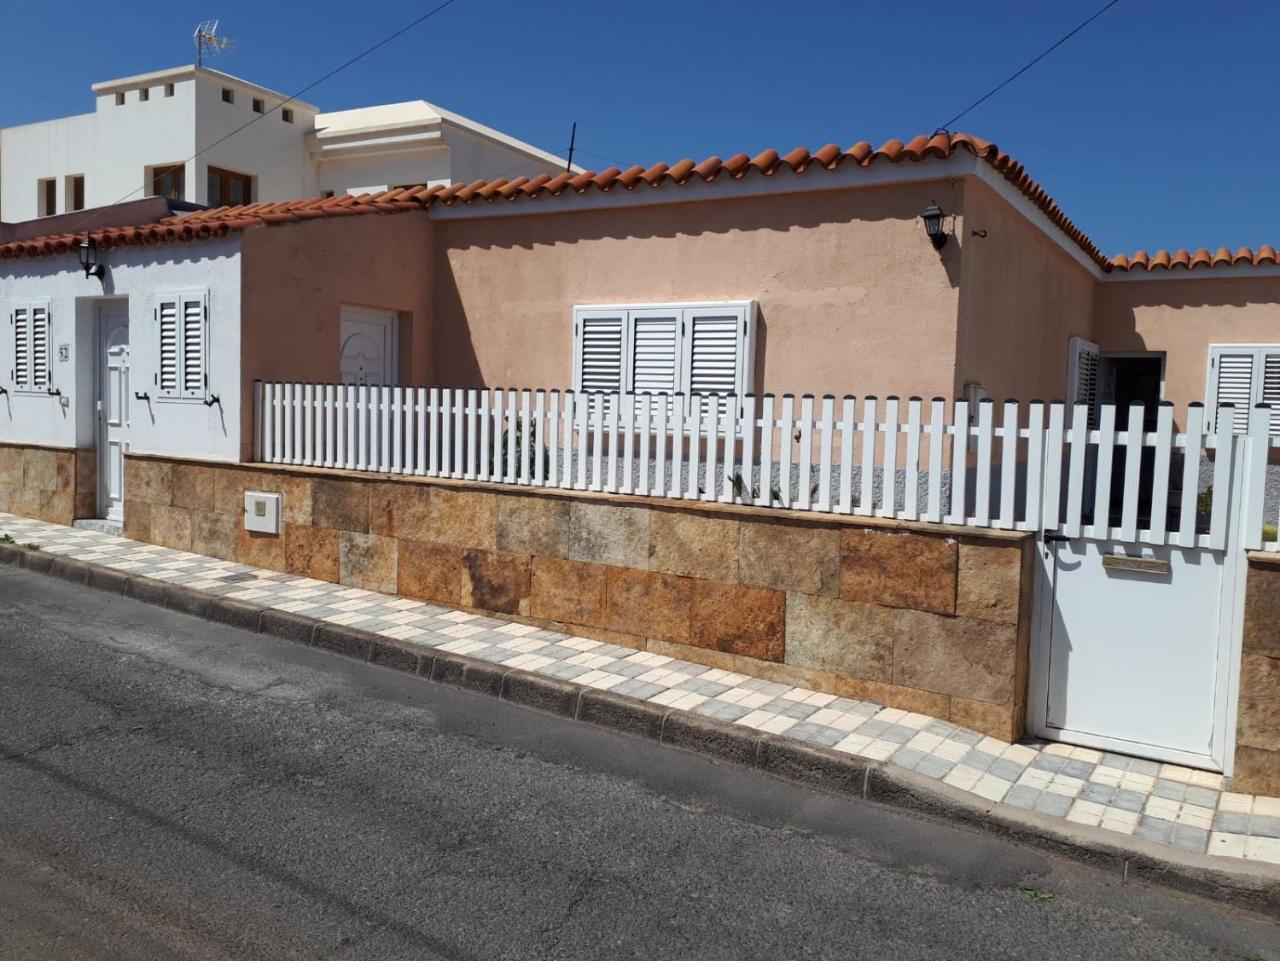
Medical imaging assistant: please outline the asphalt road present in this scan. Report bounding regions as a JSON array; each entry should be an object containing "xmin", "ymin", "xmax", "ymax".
[{"xmin": 0, "ymin": 565, "xmax": 1276, "ymax": 961}]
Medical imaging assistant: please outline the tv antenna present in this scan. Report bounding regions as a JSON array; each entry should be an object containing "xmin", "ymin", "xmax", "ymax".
[{"xmin": 194, "ymin": 20, "xmax": 234, "ymax": 66}]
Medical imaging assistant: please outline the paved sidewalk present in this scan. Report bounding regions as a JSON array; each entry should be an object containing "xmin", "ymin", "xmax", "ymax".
[{"xmin": 3, "ymin": 510, "xmax": 1279, "ymax": 869}]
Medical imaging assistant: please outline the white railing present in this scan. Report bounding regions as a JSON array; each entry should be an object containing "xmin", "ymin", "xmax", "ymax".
[{"xmin": 255, "ymin": 382, "xmax": 1263, "ymax": 550}]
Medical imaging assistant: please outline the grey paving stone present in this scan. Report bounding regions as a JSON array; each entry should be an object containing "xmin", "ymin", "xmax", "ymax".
[
  {"xmin": 856, "ymin": 719, "xmax": 889, "ymax": 738},
  {"xmin": 1003, "ymin": 785, "xmax": 1041, "ymax": 810},
  {"xmin": 891, "ymin": 747, "xmax": 927, "ymax": 771},
  {"xmin": 1061, "ymin": 759, "xmax": 1095, "ymax": 780},
  {"xmin": 1135, "ymin": 816, "xmax": 1175, "ymax": 845},
  {"xmin": 1098, "ymin": 752, "xmax": 1132, "ymax": 771},
  {"xmin": 1168, "ymin": 825, "xmax": 1209, "ymax": 855},
  {"xmin": 1250, "ymin": 814, "xmax": 1280, "ymax": 839},
  {"xmin": 1033, "ymin": 793, "xmax": 1072, "ymax": 818},
  {"xmin": 960, "ymin": 749, "xmax": 998, "ymax": 773},
  {"xmin": 880, "ymin": 724, "xmax": 917, "ymax": 745},
  {"xmin": 1183, "ymin": 786, "xmax": 1220, "ymax": 810},
  {"xmin": 778, "ymin": 701, "xmax": 819, "ymax": 721},
  {"xmin": 1111, "ymin": 788, "xmax": 1147, "ymax": 812},
  {"xmin": 1080, "ymin": 783, "xmax": 1116, "ymax": 804},
  {"xmin": 915, "ymin": 756, "xmax": 956, "ymax": 780},
  {"xmin": 949, "ymin": 729, "xmax": 982, "ymax": 747},
  {"xmin": 989, "ymin": 758, "xmax": 1026, "ymax": 782},
  {"xmin": 1128, "ymin": 758, "xmax": 1161, "ymax": 777},
  {"xmin": 1030, "ymin": 753, "xmax": 1067, "ymax": 773},
  {"xmin": 1152, "ymin": 779, "xmax": 1187, "ymax": 802},
  {"xmin": 924, "ymin": 720, "xmax": 957, "ymax": 738},
  {"xmin": 1211, "ymin": 811, "xmax": 1251, "ymax": 834}
]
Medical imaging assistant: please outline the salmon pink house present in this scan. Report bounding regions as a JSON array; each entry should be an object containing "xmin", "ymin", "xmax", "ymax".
[{"xmin": 1, "ymin": 130, "xmax": 1279, "ymax": 525}]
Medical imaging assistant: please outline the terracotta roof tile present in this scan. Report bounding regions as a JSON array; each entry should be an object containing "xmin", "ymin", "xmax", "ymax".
[
  {"xmin": 1111, "ymin": 243, "xmax": 1280, "ymax": 272},
  {"xmin": 2, "ymin": 131, "xmax": 1275, "ymax": 276}
]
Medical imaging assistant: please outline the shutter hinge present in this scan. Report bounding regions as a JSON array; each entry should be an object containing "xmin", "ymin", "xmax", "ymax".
[{"xmin": 742, "ymin": 320, "xmax": 747, "ymax": 336}]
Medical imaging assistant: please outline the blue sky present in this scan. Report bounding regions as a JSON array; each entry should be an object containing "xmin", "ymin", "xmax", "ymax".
[{"xmin": 2, "ymin": 0, "xmax": 1275, "ymax": 256}]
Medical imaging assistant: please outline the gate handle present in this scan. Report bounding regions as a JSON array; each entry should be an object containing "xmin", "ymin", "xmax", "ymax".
[
  {"xmin": 134, "ymin": 391, "xmax": 151, "ymax": 402},
  {"xmin": 1042, "ymin": 533, "xmax": 1071, "ymax": 544}
]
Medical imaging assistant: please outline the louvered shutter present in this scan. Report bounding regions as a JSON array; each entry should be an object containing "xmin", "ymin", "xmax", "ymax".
[
  {"xmin": 180, "ymin": 294, "xmax": 206, "ymax": 396},
  {"xmin": 574, "ymin": 311, "xmax": 625, "ymax": 393},
  {"xmin": 1066, "ymin": 336, "xmax": 1100, "ymax": 427},
  {"xmin": 1211, "ymin": 350, "xmax": 1256, "ymax": 434},
  {"xmin": 629, "ymin": 308, "xmax": 681, "ymax": 416},
  {"xmin": 1261, "ymin": 351, "xmax": 1280, "ymax": 436},
  {"xmin": 13, "ymin": 306, "xmax": 30, "ymax": 388},
  {"xmin": 30, "ymin": 304, "xmax": 50, "ymax": 388},
  {"xmin": 157, "ymin": 296, "xmax": 180, "ymax": 395},
  {"xmin": 684, "ymin": 306, "xmax": 749, "ymax": 418},
  {"xmin": 573, "ymin": 309, "xmax": 625, "ymax": 424},
  {"xmin": 157, "ymin": 291, "xmax": 208, "ymax": 399}
]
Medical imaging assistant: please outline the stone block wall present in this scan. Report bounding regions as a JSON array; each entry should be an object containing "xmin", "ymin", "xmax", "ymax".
[
  {"xmin": 120, "ymin": 454, "xmax": 1036, "ymax": 740},
  {"xmin": 1236, "ymin": 555, "xmax": 1280, "ymax": 794},
  {"xmin": 0, "ymin": 443, "xmax": 93, "ymax": 525}
]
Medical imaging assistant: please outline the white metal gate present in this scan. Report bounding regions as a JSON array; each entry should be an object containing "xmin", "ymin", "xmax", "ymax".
[{"xmin": 1027, "ymin": 403, "xmax": 1251, "ymax": 771}]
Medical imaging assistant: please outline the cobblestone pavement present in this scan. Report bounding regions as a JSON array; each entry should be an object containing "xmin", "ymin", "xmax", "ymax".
[{"xmin": 4, "ymin": 510, "xmax": 1278, "ymax": 868}]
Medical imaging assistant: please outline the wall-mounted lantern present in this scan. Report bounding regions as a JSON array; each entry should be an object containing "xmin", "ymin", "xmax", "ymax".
[
  {"xmin": 921, "ymin": 202, "xmax": 948, "ymax": 250},
  {"xmin": 78, "ymin": 234, "xmax": 105, "ymax": 280}
]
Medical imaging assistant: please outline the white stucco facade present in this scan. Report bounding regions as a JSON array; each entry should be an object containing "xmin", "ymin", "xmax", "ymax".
[
  {"xmin": 0, "ymin": 66, "xmax": 571, "ymax": 223},
  {"xmin": 0, "ymin": 237, "xmax": 243, "ymax": 466}
]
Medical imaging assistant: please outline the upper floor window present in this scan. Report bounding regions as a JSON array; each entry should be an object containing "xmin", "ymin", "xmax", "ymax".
[
  {"xmin": 67, "ymin": 175, "xmax": 85, "ymax": 212},
  {"xmin": 221, "ymin": 87, "xmax": 234, "ymax": 104},
  {"xmin": 38, "ymin": 178, "xmax": 56, "ymax": 217},
  {"xmin": 164, "ymin": 83, "xmax": 175, "ymax": 97},
  {"xmin": 281, "ymin": 108, "xmax": 294, "ymax": 124},
  {"xmin": 139, "ymin": 87, "xmax": 150, "ymax": 102},
  {"xmin": 252, "ymin": 97, "xmax": 265, "ymax": 114},
  {"xmin": 1208, "ymin": 344, "xmax": 1280, "ymax": 435},
  {"xmin": 207, "ymin": 166, "xmax": 252, "ymax": 207},
  {"xmin": 114, "ymin": 91, "xmax": 125, "ymax": 106},
  {"xmin": 148, "ymin": 164, "xmax": 186, "ymax": 201}
]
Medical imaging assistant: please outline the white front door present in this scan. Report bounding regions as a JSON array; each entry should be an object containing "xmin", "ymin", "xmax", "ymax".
[
  {"xmin": 1030, "ymin": 537, "xmax": 1234, "ymax": 770},
  {"xmin": 97, "ymin": 303, "xmax": 130, "ymax": 522},
  {"xmin": 339, "ymin": 307, "xmax": 397, "ymax": 385}
]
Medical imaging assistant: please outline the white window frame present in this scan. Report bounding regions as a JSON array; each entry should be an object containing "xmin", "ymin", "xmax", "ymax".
[
  {"xmin": 571, "ymin": 300, "xmax": 757, "ymax": 412},
  {"xmin": 155, "ymin": 290, "xmax": 210, "ymax": 402},
  {"xmin": 9, "ymin": 300, "xmax": 53, "ymax": 394},
  {"xmin": 1206, "ymin": 343, "xmax": 1280, "ymax": 435}
]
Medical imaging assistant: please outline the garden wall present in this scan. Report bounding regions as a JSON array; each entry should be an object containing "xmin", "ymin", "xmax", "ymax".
[
  {"xmin": 0, "ymin": 443, "xmax": 93, "ymax": 525},
  {"xmin": 121, "ymin": 453, "xmax": 1035, "ymax": 740}
]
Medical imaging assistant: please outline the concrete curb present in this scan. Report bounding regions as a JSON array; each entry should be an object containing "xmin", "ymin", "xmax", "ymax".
[{"xmin": 3, "ymin": 542, "xmax": 1277, "ymax": 915}]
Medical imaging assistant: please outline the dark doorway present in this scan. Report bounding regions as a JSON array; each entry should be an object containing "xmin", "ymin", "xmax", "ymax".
[{"xmin": 1099, "ymin": 354, "xmax": 1165, "ymax": 527}]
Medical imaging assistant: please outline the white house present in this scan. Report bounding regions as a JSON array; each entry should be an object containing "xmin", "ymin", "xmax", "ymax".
[{"xmin": 0, "ymin": 65, "xmax": 572, "ymax": 222}]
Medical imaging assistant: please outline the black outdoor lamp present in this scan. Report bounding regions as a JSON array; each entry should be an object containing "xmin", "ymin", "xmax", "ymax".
[
  {"xmin": 921, "ymin": 202, "xmax": 948, "ymax": 250},
  {"xmin": 78, "ymin": 234, "xmax": 105, "ymax": 280}
]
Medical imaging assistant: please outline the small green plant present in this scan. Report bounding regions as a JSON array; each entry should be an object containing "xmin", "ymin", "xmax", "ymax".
[
  {"xmin": 0, "ymin": 533, "xmax": 13, "ymax": 545},
  {"xmin": 1264, "ymin": 523, "xmax": 1278, "ymax": 543},
  {"xmin": 1020, "ymin": 887, "xmax": 1056, "ymax": 902},
  {"xmin": 1196, "ymin": 486, "xmax": 1213, "ymax": 518},
  {"xmin": 496, "ymin": 419, "xmax": 549, "ymax": 480},
  {"xmin": 22, "ymin": 542, "xmax": 40, "ymax": 551}
]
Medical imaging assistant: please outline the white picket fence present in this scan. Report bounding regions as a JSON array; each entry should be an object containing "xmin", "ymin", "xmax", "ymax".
[{"xmin": 254, "ymin": 382, "xmax": 1278, "ymax": 551}]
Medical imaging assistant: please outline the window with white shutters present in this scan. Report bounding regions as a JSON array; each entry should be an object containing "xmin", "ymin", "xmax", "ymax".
[
  {"xmin": 10, "ymin": 301, "xmax": 52, "ymax": 391},
  {"xmin": 156, "ymin": 291, "xmax": 208, "ymax": 400},
  {"xmin": 1208, "ymin": 344, "xmax": 1280, "ymax": 435},
  {"xmin": 571, "ymin": 302, "xmax": 756, "ymax": 416}
]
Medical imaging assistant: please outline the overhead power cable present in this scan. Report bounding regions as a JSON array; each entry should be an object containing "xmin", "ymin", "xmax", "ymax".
[{"xmin": 936, "ymin": 0, "xmax": 1123, "ymax": 132}]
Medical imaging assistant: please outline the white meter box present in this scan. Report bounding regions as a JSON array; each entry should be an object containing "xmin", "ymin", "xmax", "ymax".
[{"xmin": 243, "ymin": 491, "xmax": 282, "ymax": 534}]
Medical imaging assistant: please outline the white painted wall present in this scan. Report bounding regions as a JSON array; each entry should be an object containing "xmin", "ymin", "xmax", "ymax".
[
  {"xmin": 1, "ymin": 68, "xmax": 572, "ymax": 220},
  {"xmin": 0, "ymin": 237, "xmax": 242, "ymax": 463}
]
